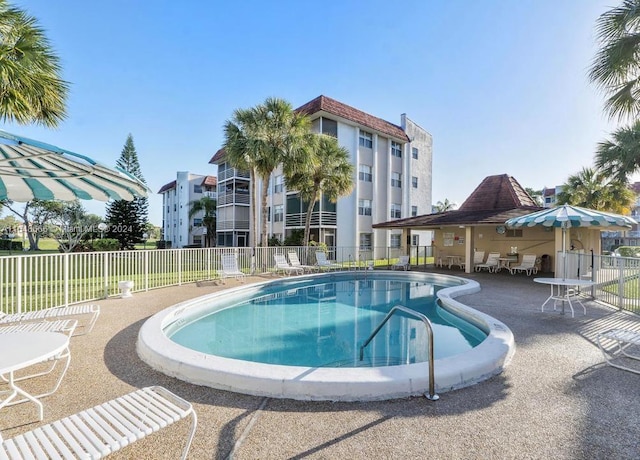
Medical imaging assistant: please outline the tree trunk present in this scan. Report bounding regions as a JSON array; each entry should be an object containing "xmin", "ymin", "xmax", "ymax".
[
  {"xmin": 260, "ymin": 176, "xmax": 270, "ymax": 247},
  {"xmin": 249, "ymin": 168, "xmax": 258, "ymax": 248},
  {"xmin": 303, "ymin": 186, "xmax": 320, "ymax": 246}
]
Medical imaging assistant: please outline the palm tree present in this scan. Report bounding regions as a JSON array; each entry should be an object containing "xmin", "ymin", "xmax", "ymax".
[
  {"xmin": 223, "ymin": 97, "xmax": 311, "ymax": 247},
  {"xmin": 557, "ymin": 166, "xmax": 635, "ymax": 214},
  {"xmin": 595, "ymin": 121, "xmax": 640, "ymax": 182},
  {"xmin": 588, "ymin": 0, "xmax": 640, "ymax": 120},
  {"xmin": 285, "ymin": 134, "xmax": 355, "ymax": 246},
  {"xmin": 0, "ymin": 0, "xmax": 68, "ymax": 126},
  {"xmin": 188, "ymin": 196, "xmax": 217, "ymax": 247},
  {"xmin": 432, "ymin": 199, "xmax": 456, "ymax": 213}
]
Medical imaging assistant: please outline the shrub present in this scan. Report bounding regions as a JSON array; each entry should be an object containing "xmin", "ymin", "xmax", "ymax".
[{"xmin": 93, "ymin": 238, "xmax": 120, "ymax": 251}]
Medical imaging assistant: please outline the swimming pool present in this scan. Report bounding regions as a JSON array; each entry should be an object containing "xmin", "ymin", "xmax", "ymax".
[{"xmin": 137, "ymin": 271, "xmax": 515, "ymax": 401}]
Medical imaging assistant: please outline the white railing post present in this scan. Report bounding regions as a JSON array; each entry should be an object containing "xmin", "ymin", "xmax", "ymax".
[
  {"xmin": 103, "ymin": 253, "xmax": 109, "ymax": 299},
  {"xmin": 144, "ymin": 250, "xmax": 149, "ymax": 291},
  {"xmin": 178, "ymin": 250, "xmax": 182, "ymax": 285},
  {"xmin": 64, "ymin": 253, "xmax": 70, "ymax": 307},
  {"xmin": 16, "ymin": 256, "xmax": 22, "ymax": 314}
]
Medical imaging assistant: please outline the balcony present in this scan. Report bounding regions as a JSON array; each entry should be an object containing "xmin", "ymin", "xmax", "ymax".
[
  {"xmin": 218, "ymin": 168, "xmax": 251, "ymax": 182},
  {"xmin": 285, "ymin": 212, "xmax": 337, "ymax": 228},
  {"xmin": 217, "ymin": 191, "xmax": 250, "ymax": 206},
  {"xmin": 217, "ymin": 219, "xmax": 250, "ymax": 231}
]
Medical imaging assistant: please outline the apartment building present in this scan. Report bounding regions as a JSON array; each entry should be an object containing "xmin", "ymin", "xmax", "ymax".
[
  {"xmin": 210, "ymin": 95, "xmax": 433, "ymax": 256},
  {"xmin": 158, "ymin": 172, "xmax": 217, "ymax": 248}
]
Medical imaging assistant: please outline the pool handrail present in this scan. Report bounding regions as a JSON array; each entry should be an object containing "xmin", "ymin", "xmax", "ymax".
[{"xmin": 359, "ymin": 304, "xmax": 439, "ymax": 401}]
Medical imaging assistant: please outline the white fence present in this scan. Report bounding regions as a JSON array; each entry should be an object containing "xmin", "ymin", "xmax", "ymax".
[{"xmin": 0, "ymin": 246, "xmax": 432, "ymax": 315}]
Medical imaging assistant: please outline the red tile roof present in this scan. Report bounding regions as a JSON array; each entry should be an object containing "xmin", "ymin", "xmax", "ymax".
[
  {"xmin": 209, "ymin": 148, "xmax": 225, "ymax": 164},
  {"xmin": 157, "ymin": 180, "xmax": 176, "ymax": 194},
  {"xmin": 296, "ymin": 95, "xmax": 409, "ymax": 141},
  {"xmin": 201, "ymin": 175, "xmax": 217, "ymax": 187}
]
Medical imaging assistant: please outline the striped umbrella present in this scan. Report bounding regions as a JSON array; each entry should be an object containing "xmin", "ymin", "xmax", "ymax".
[
  {"xmin": 0, "ymin": 130, "xmax": 149, "ymax": 202},
  {"xmin": 505, "ymin": 204, "xmax": 637, "ymax": 278}
]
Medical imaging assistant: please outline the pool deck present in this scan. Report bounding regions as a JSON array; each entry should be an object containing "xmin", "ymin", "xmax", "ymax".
[{"xmin": 2, "ymin": 269, "xmax": 640, "ymax": 459}]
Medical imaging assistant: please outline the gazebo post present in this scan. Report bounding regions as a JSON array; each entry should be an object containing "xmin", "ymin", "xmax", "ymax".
[{"xmin": 464, "ymin": 226, "xmax": 474, "ymax": 274}]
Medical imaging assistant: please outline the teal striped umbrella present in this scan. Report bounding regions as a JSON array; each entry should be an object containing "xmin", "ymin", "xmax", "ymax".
[
  {"xmin": 0, "ymin": 130, "xmax": 149, "ymax": 202},
  {"xmin": 506, "ymin": 204, "xmax": 637, "ymax": 279}
]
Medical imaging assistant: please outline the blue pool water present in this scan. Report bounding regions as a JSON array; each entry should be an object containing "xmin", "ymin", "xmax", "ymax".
[{"xmin": 168, "ymin": 273, "xmax": 487, "ymax": 368}]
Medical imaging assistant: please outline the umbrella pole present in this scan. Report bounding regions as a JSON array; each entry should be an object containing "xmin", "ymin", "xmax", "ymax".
[{"xmin": 562, "ymin": 225, "xmax": 567, "ymax": 281}]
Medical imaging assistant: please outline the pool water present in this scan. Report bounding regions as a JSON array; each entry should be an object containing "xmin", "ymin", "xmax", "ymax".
[{"xmin": 169, "ymin": 277, "xmax": 487, "ymax": 368}]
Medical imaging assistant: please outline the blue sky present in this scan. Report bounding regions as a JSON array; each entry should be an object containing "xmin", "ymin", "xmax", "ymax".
[{"xmin": 4, "ymin": 0, "xmax": 621, "ymax": 225}]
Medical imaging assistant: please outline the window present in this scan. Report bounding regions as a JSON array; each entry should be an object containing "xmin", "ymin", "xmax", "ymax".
[
  {"xmin": 391, "ymin": 203, "xmax": 401, "ymax": 219},
  {"xmin": 358, "ymin": 164, "xmax": 372, "ymax": 182},
  {"xmin": 321, "ymin": 117, "xmax": 337, "ymax": 137},
  {"xmin": 391, "ymin": 141, "xmax": 402, "ymax": 158},
  {"xmin": 193, "ymin": 184, "xmax": 202, "ymax": 193},
  {"xmin": 390, "ymin": 234, "xmax": 401, "ymax": 248},
  {"xmin": 412, "ymin": 147, "xmax": 418, "ymax": 159},
  {"xmin": 412, "ymin": 235, "xmax": 419, "ymax": 246},
  {"xmin": 273, "ymin": 175, "xmax": 283, "ymax": 194},
  {"xmin": 411, "ymin": 206, "xmax": 418, "ymax": 217},
  {"xmin": 193, "ymin": 236, "xmax": 202, "ymax": 244},
  {"xmin": 274, "ymin": 205, "xmax": 284, "ymax": 222},
  {"xmin": 267, "ymin": 206, "xmax": 271, "ymax": 222},
  {"xmin": 506, "ymin": 229, "xmax": 523, "ymax": 238},
  {"xmin": 412, "ymin": 176, "xmax": 418, "ymax": 188},
  {"xmin": 391, "ymin": 172, "xmax": 402, "ymax": 188},
  {"xmin": 358, "ymin": 199, "xmax": 372, "ymax": 216},
  {"xmin": 359, "ymin": 130, "xmax": 373, "ymax": 148},
  {"xmin": 193, "ymin": 218, "xmax": 203, "ymax": 227},
  {"xmin": 359, "ymin": 233, "xmax": 372, "ymax": 250}
]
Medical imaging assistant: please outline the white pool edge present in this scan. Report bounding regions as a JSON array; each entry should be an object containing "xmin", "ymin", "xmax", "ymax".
[{"xmin": 137, "ymin": 272, "xmax": 515, "ymax": 401}]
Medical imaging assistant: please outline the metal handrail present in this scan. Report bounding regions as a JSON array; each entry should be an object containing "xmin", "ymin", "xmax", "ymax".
[{"xmin": 359, "ymin": 305, "xmax": 439, "ymax": 401}]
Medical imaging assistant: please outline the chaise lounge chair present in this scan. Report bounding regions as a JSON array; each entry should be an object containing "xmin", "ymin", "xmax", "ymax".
[
  {"xmin": 220, "ymin": 253, "xmax": 246, "ymax": 284},
  {"xmin": 597, "ymin": 329, "xmax": 640, "ymax": 374},
  {"xmin": 0, "ymin": 304, "xmax": 100, "ymax": 336},
  {"xmin": 510, "ymin": 254, "xmax": 538, "ymax": 276},
  {"xmin": 315, "ymin": 251, "xmax": 342, "ymax": 271},
  {"xmin": 274, "ymin": 253, "xmax": 304, "ymax": 276},
  {"xmin": 475, "ymin": 252, "xmax": 500, "ymax": 273},
  {"xmin": 288, "ymin": 251, "xmax": 317, "ymax": 273},
  {"xmin": 392, "ymin": 255, "xmax": 410, "ymax": 270}
]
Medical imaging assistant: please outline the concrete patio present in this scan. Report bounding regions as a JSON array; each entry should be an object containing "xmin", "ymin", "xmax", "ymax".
[{"xmin": 1, "ymin": 270, "xmax": 639, "ymax": 459}]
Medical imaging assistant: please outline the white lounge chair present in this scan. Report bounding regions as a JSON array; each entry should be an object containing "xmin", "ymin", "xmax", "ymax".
[
  {"xmin": 510, "ymin": 254, "xmax": 538, "ymax": 276},
  {"xmin": 315, "ymin": 251, "xmax": 342, "ymax": 271},
  {"xmin": 475, "ymin": 252, "xmax": 500, "ymax": 272},
  {"xmin": 0, "ymin": 319, "xmax": 78, "ymax": 337},
  {"xmin": 392, "ymin": 255, "xmax": 410, "ymax": 270},
  {"xmin": 0, "ymin": 304, "xmax": 99, "ymax": 336},
  {"xmin": 220, "ymin": 253, "xmax": 246, "ymax": 283},
  {"xmin": 274, "ymin": 253, "xmax": 304, "ymax": 276},
  {"xmin": 0, "ymin": 386, "xmax": 197, "ymax": 460},
  {"xmin": 597, "ymin": 329, "xmax": 640, "ymax": 374},
  {"xmin": 288, "ymin": 251, "xmax": 316, "ymax": 273}
]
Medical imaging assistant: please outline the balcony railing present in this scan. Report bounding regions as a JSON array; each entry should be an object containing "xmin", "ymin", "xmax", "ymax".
[
  {"xmin": 285, "ymin": 212, "xmax": 337, "ymax": 227},
  {"xmin": 217, "ymin": 220, "xmax": 250, "ymax": 230},
  {"xmin": 218, "ymin": 168, "xmax": 250, "ymax": 181},
  {"xmin": 217, "ymin": 192, "xmax": 250, "ymax": 206}
]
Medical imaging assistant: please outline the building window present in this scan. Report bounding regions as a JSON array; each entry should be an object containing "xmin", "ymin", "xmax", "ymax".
[
  {"xmin": 358, "ymin": 199, "xmax": 372, "ymax": 216},
  {"xmin": 359, "ymin": 233, "xmax": 372, "ymax": 250},
  {"xmin": 412, "ymin": 235, "xmax": 419, "ymax": 246},
  {"xmin": 391, "ymin": 203, "xmax": 401, "ymax": 219},
  {"xmin": 273, "ymin": 175, "xmax": 284, "ymax": 194},
  {"xmin": 391, "ymin": 172, "xmax": 402, "ymax": 188},
  {"xmin": 390, "ymin": 234, "xmax": 401, "ymax": 248},
  {"xmin": 193, "ymin": 218, "xmax": 203, "ymax": 227},
  {"xmin": 411, "ymin": 206, "xmax": 418, "ymax": 217},
  {"xmin": 412, "ymin": 176, "xmax": 418, "ymax": 188},
  {"xmin": 391, "ymin": 141, "xmax": 402, "ymax": 158},
  {"xmin": 358, "ymin": 164, "xmax": 372, "ymax": 182},
  {"xmin": 193, "ymin": 236, "xmax": 202, "ymax": 244},
  {"xmin": 274, "ymin": 204, "xmax": 284, "ymax": 222},
  {"xmin": 321, "ymin": 117, "xmax": 338, "ymax": 137},
  {"xmin": 267, "ymin": 206, "xmax": 271, "ymax": 222},
  {"xmin": 359, "ymin": 130, "xmax": 373, "ymax": 148},
  {"xmin": 412, "ymin": 147, "xmax": 418, "ymax": 159},
  {"xmin": 194, "ymin": 184, "xmax": 202, "ymax": 193}
]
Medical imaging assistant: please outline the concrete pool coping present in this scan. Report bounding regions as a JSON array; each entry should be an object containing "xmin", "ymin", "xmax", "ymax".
[{"xmin": 137, "ymin": 271, "xmax": 515, "ymax": 401}]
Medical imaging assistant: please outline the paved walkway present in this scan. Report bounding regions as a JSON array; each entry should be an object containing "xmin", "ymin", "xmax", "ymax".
[{"xmin": 2, "ymin": 270, "xmax": 640, "ymax": 459}]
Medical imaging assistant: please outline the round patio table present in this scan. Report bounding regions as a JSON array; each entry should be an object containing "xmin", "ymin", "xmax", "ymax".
[
  {"xmin": 533, "ymin": 278, "xmax": 596, "ymax": 318},
  {"xmin": 0, "ymin": 331, "xmax": 69, "ymax": 420}
]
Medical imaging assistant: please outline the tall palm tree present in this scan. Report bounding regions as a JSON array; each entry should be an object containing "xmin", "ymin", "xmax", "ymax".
[
  {"xmin": 188, "ymin": 196, "xmax": 217, "ymax": 247},
  {"xmin": 286, "ymin": 134, "xmax": 355, "ymax": 246},
  {"xmin": 595, "ymin": 120, "xmax": 640, "ymax": 182},
  {"xmin": 0, "ymin": 0, "xmax": 68, "ymax": 126},
  {"xmin": 557, "ymin": 166, "xmax": 635, "ymax": 214},
  {"xmin": 223, "ymin": 97, "xmax": 311, "ymax": 247},
  {"xmin": 432, "ymin": 199, "xmax": 456, "ymax": 213},
  {"xmin": 588, "ymin": 0, "xmax": 640, "ymax": 121}
]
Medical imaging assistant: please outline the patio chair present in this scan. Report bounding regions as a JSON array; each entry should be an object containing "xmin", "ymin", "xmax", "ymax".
[
  {"xmin": 288, "ymin": 251, "xmax": 316, "ymax": 273},
  {"xmin": 274, "ymin": 253, "xmax": 304, "ymax": 276},
  {"xmin": 510, "ymin": 254, "xmax": 538, "ymax": 276},
  {"xmin": 0, "ymin": 304, "xmax": 99, "ymax": 336},
  {"xmin": 0, "ymin": 386, "xmax": 197, "ymax": 460},
  {"xmin": 392, "ymin": 255, "xmax": 410, "ymax": 270},
  {"xmin": 220, "ymin": 253, "xmax": 246, "ymax": 284},
  {"xmin": 475, "ymin": 252, "xmax": 500, "ymax": 272},
  {"xmin": 597, "ymin": 329, "xmax": 640, "ymax": 374},
  {"xmin": 315, "ymin": 251, "xmax": 342, "ymax": 271}
]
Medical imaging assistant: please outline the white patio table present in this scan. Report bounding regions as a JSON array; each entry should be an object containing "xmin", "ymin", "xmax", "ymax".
[
  {"xmin": 533, "ymin": 278, "xmax": 596, "ymax": 318},
  {"xmin": 0, "ymin": 331, "xmax": 69, "ymax": 420}
]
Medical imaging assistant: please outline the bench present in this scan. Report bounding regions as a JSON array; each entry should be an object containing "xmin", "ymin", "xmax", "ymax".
[
  {"xmin": 0, "ymin": 386, "xmax": 197, "ymax": 459},
  {"xmin": 597, "ymin": 329, "xmax": 640, "ymax": 374}
]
